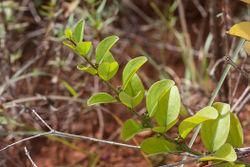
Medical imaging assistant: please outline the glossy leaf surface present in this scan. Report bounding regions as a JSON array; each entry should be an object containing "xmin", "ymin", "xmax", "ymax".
[
  {"xmin": 96, "ymin": 36, "xmax": 119, "ymax": 64},
  {"xmin": 75, "ymin": 42, "xmax": 92, "ymax": 56},
  {"xmin": 201, "ymin": 102, "xmax": 230, "ymax": 152},
  {"xmin": 122, "ymin": 56, "xmax": 147, "ymax": 90},
  {"xmin": 146, "ymin": 79, "xmax": 175, "ymax": 117},
  {"xmin": 118, "ymin": 91, "xmax": 142, "ymax": 108},
  {"xmin": 98, "ymin": 62, "xmax": 119, "ymax": 81},
  {"xmin": 152, "ymin": 119, "xmax": 178, "ymax": 133},
  {"xmin": 199, "ymin": 143, "xmax": 237, "ymax": 162},
  {"xmin": 77, "ymin": 65, "xmax": 97, "ymax": 75},
  {"xmin": 73, "ymin": 20, "xmax": 85, "ymax": 43},
  {"xmin": 141, "ymin": 137, "xmax": 176, "ymax": 155},
  {"xmin": 154, "ymin": 86, "xmax": 180, "ymax": 127},
  {"xmin": 88, "ymin": 93, "xmax": 116, "ymax": 106},
  {"xmin": 124, "ymin": 74, "xmax": 144, "ymax": 107},
  {"xmin": 179, "ymin": 106, "xmax": 218, "ymax": 139},
  {"xmin": 121, "ymin": 119, "xmax": 149, "ymax": 141},
  {"xmin": 226, "ymin": 112, "xmax": 244, "ymax": 148}
]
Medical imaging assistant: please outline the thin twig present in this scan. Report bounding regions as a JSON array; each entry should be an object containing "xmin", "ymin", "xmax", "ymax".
[
  {"xmin": 235, "ymin": 93, "xmax": 250, "ymax": 116},
  {"xmin": 159, "ymin": 154, "xmax": 209, "ymax": 167},
  {"xmin": 24, "ymin": 146, "xmax": 38, "ymax": 167},
  {"xmin": 224, "ymin": 56, "xmax": 250, "ymax": 80},
  {"xmin": 231, "ymin": 86, "xmax": 249, "ymax": 112},
  {"xmin": 0, "ymin": 109, "xmax": 140, "ymax": 152}
]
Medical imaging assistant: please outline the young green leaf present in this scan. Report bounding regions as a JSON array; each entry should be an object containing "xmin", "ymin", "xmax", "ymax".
[
  {"xmin": 141, "ymin": 137, "xmax": 176, "ymax": 155},
  {"xmin": 88, "ymin": 92, "xmax": 117, "ymax": 106},
  {"xmin": 152, "ymin": 119, "xmax": 178, "ymax": 133},
  {"xmin": 96, "ymin": 36, "xmax": 119, "ymax": 64},
  {"xmin": 75, "ymin": 42, "xmax": 92, "ymax": 56},
  {"xmin": 97, "ymin": 62, "xmax": 119, "ymax": 81},
  {"xmin": 201, "ymin": 102, "xmax": 230, "ymax": 152},
  {"xmin": 61, "ymin": 80, "xmax": 78, "ymax": 97},
  {"xmin": 124, "ymin": 74, "xmax": 144, "ymax": 107},
  {"xmin": 118, "ymin": 91, "xmax": 142, "ymax": 108},
  {"xmin": 65, "ymin": 29, "xmax": 73, "ymax": 39},
  {"xmin": 153, "ymin": 86, "xmax": 180, "ymax": 127},
  {"xmin": 178, "ymin": 106, "xmax": 218, "ymax": 139},
  {"xmin": 226, "ymin": 112, "xmax": 244, "ymax": 148},
  {"xmin": 228, "ymin": 22, "xmax": 250, "ymax": 40},
  {"xmin": 199, "ymin": 143, "xmax": 237, "ymax": 162},
  {"xmin": 121, "ymin": 119, "xmax": 150, "ymax": 141},
  {"xmin": 63, "ymin": 41, "xmax": 75, "ymax": 50},
  {"xmin": 146, "ymin": 79, "xmax": 175, "ymax": 117},
  {"xmin": 102, "ymin": 52, "xmax": 115, "ymax": 63},
  {"xmin": 122, "ymin": 56, "xmax": 147, "ymax": 90},
  {"xmin": 73, "ymin": 20, "xmax": 85, "ymax": 43},
  {"xmin": 77, "ymin": 65, "xmax": 97, "ymax": 75}
]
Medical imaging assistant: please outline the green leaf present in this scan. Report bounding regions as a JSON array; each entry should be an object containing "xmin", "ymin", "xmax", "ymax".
[
  {"xmin": 75, "ymin": 42, "xmax": 92, "ymax": 56},
  {"xmin": 201, "ymin": 102, "xmax": 230, "ymax": 152},
  {"xmin": 61, "ymin": 80, "xmax": 78, "ymax": 97},
  {"xmin": 122, "ymin": 56, "xmax": 147, "ymax": 90},
  {"xmin": 199, "ymin": 143, "xmax": 237, "ymax": 162},
  {"xmin": 88, "ymin": 93, "xmax": 116, "ymax": 106},
  {"xmin": 96, "ymin": 0, "xmax": 106, "ymax": 14},
  {"xmin": 63, "ymin": 41, "xmax": 75, "ymax": 50},
  {"xmin": 119, "ymin": 91, "xmax": 142, "ymax": 108},
  {"xmin": 141, "ymin": 137, "xmax": 176, "ymax": 155},
  {"xmin": 96, "ymin": 36, "xmax": 119, "ymax": 64},
  {"xmin": 102, "ymin": 52, "xmax": 115, "ymax": 63},
  {"xmin": 146, "ymin": 79, "xmax": 175, "ymax": 117},
  {"xmin": 153, "ymin": 86, "xmax": 180, "ymax": 127},
  {"xmin": 178, "ymin": 106, "xmax": 218, "ymax": 139},
  {"xmin": 98, "ymin": 62, "xmax": 119, "ymax": 81},
  {"xmin": 124, "ymin": 74, "xmax": 144, "ymax": 107},
  {"xmin": 152, "ymin": 119, "xmax": 178, "ymax": 133},
  {"xmin": 73, "ymin": 20, "xmax": 85, "ymax": 43},
  {"xmin": 226, "ymin": 112, "xmax": 244, "ymax": 148},
  {"xmin": 65, "ymin": 29, "xmax": 72, "ymax": 39},
  {"xmin": 121, "ymin": 119, "xmax": 150, "ymax": 141},
  {"xmin": 77, "ymin": 65, "xmax": 97, "ymax": 75}
]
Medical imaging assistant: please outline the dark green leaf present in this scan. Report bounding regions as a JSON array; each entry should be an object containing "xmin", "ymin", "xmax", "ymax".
[
  {"xmin": 96, "ymin": 36, "xmax": 119, "ymax": 64},
  {"xmin": 141, "ymin": 137, "xmax": 176, "ymax": 155},
  {"xmin": 122, "ymin": 56, "xmax": 147, "ymax": 90},
  {"xmin": 179, "ymin": 106, "xmax": 218, "ymax": 139},
  {"xmin": 226, "ymin": 112, "xmax": 244, "ymax": 148},
  {"xmin": 201, "ymin": 102, "xmax": 230, "ymax": 152},
  {"xmin": 121, "ymin": 119, "xmax": 150, "ymax": 141},
  {"xmin": 98, "ymin": 62, "xmax": 119, "ymax": 81},
  {"xmin": 153, "ymin": 86, "xmax": 180, "ymax": 127},
  {"xmin": 88, "ymin": 93, "xmax": 117, "ymax": 106},
  {"xmin": 146, "ymin": 79, "xmax": 175, "ymax": 117}
]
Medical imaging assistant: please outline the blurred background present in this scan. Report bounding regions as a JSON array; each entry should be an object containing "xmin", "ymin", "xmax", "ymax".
[{"xmin": 0, "ymin": 0, "xmax": 249, "ymax": 166}]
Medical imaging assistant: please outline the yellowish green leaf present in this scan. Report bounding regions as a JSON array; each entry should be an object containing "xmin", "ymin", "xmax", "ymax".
[{"xmin": 228, "ymin": 22, "xmax": 250, "ymax": 40}]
